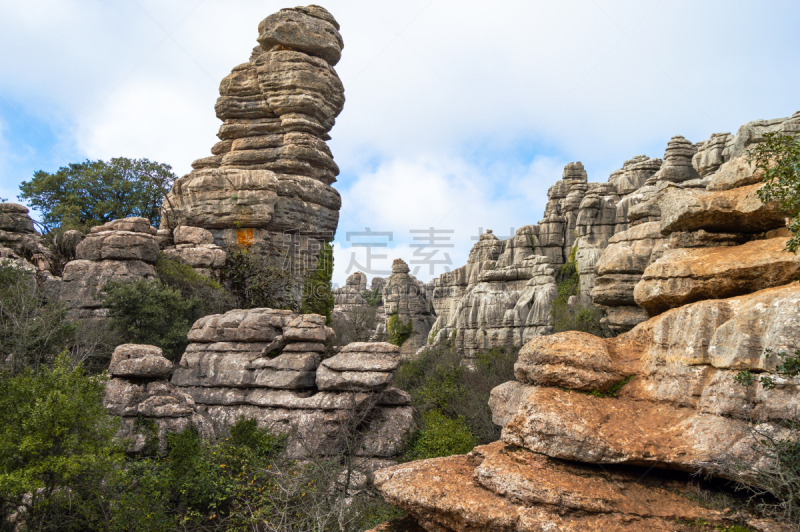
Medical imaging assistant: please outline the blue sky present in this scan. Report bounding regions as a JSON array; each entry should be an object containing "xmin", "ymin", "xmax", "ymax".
[{"xmin": 1, "ymin": 0, "xmax": 799, "ymax": 286}]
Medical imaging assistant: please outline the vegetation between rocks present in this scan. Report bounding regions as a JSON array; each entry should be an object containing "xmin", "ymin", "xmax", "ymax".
[{"xmin": 394, "ymin": 343, "xmax": 519, "ymax": 458}]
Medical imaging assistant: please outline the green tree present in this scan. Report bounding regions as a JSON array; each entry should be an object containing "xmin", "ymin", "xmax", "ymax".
[
  {"xmin": 750, "ymin": 132, "xmax": 800, "ymax": 253},
  {"xmin": 102, "ymin": 279, "xmax": 203, "ymax": 361},
  {"xmin": 0, "ymin": 263, "xmax": 76, "ymax": 374},
  {"xmin": 18, "ymin": 157, "xmax": 176, "ymax": 231},
  {"xmin": 0, "ymin": 354, "xmax": 121, "ymax": 531},
  {"xmin": 300, "ymin": 241, "xmax": 335, "ymax": 324}
]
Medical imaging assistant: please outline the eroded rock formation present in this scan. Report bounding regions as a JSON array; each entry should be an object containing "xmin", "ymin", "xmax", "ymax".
[
  {"xmin": 161, "ymin": 5, "xmax": 345, "ymax": 278},
  {"xmin": 370, "ymin": 112, "xmax": 800, "ymax": 531},
  {"xmin": 167, "ymin": 308, "xmax": 413, "ymax": 466},
  {"xmin": 46, "ymin": 217, "xmax": 159, "ymax": 318},
  {"xmin": 0, "ymin": 203, "xmax": 53, "ymax": 272}
]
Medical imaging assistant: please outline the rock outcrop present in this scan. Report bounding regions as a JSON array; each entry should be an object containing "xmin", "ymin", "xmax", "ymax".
[
  {"xmin": 169, "ymin": 308, "xmax": 414, "ymax": 464},
  {"xmin": 370, "ymin": 111, "xmax": 800, "ymax": 531},
  {"xmin": 46, "ymin": 217, "xmax": 159, "ymax": 318},
  {"xmin": 378, "ymin": 259, "xmax": 435, "ymax": 357},
  {"xmin": 161, "ymin": 225, "xmax": 227, "ymax": 277},
  {"xmin": 104, "ymin": 344, "xmax": 214, "ymax": 454},
  {"xmin": 0, "ymin": 203, "xmax": 53, "ymax": 272},
  {"xmin": 161, "ymin": 5, "xmax": 345, "ymax": 280}
]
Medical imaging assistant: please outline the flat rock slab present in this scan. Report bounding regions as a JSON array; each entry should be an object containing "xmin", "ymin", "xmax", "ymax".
[
  {"xmin": 76, "ymin": 231, "xmax": 159, "ymax": 263},
  {"xmin": 659, "ymin": 183, "xmax": 786, "ymax": 234},
  {"xmin": 514, "ymin": 332, "xmax": 620, "ymax": 391},
  {"xmin": 374, "ymin": 442, "xmax": 717, "ymax": 532},
  {"xmin": 253, "ymin": 368, "xmax": 316, "ymax": 389},
  {"xmin": 187, "ymin": 308, "xmax": 296, "ymax": 342},
  {"xmin": 109, "ymin": 344, "xmax": 173, "ymax": 378},
  {"xmin": 500, "ymin": 384, "xmax": 787, "ymax": 486},
  {"xmin": 283, "ymin": 341, "xmax": 326, "ymax": 352},
  {"xmin": 321, "ymin": 351, "xmax": 400, "ymax": 372},
  {"xmin": 316, "ymin": 364, "xmax": 393, "ymax": 391},
  {"xmin": 249, "ymin": 352, "xmax": 320, "ymax": 371},
  {"xmin": 634, "ymin": 237, "xmax": 800, "ymax": 315}
]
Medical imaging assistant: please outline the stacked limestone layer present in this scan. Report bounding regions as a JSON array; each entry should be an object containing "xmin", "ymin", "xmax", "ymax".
[
  {"xmin": 370, "ymin": 115, "xmax": 800, "ymax": 531},
  {"xmin": 429, "ymin": 230, "xmax": 558, "ymax": 360},
  {"xmin": 45, "ymin": 217, "xmax": 159, "ymax": 318},
  {"xmin": 0, "ymin": 203, "xmax": 54, "ymax": 272},
  {"xmin": 376, "ymin": 259, "xmax": 436, "ymax": 358},
  {"xmin": 333, "ymin": 271, "xmax": 369, "ymax": 309},
  {"xmin": 591, "ymin": 110, "xmax": 800, "ymax": 333},
  {"xmin": 170, "ymin": 308, "xmax": 413, "ymax": 463},
  {"xmin": 161, "ymin": 5, "xmax": 344, "ymax": 275},
  {"xmin": 104, "ymin": 344, "xmax": 214, "ymax": 454},
  {"xmin": 161, "ymin": 225, "xmax": 227, "ymax": 278}
]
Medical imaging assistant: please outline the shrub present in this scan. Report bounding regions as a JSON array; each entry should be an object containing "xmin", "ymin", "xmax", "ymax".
[
  {"xmin": 0, "ymin": 354, "xmax": 121, "ymax": 531},
  {"xmin": 102, "ymin": 279, "xmax": 203, "ymax": 361},
  {"xmin": 387, "ymin": 314, "xmax": 414, "ymax": 347},
  {"xmin": 550, "ymin": 246, "xmax": 614, "ymax": 337},
  {"xmin": 395, "ymin": 344, "xmax": 519, "ymax": 449},
  {"xmin": 749, "ymin": 131, "xmax": 800, "ymax": 253},
  {"xmin": 155, "ymin": 254, "xmax": 233, "ymax": 316},
  {"xmin": 331, "ymin": 304, "xmax": 379, "ymax": 346},
  {"xmin": 409, "ymin": 410, "xmax": 476, "ymax": 460},
  {"xmin": 300, "ymin": 241, "xmax": 334, "ymax": 324},
  {"xmin": 0, "ymin": 263, "xmax": 76, "ymax": 373},
  {"xmin": 220, "ymin": 248, "xmax": 299, "ymax": 311},
  {"xmin": 361, "ymin": 287, "xmax": 383, "ymax": 307}
]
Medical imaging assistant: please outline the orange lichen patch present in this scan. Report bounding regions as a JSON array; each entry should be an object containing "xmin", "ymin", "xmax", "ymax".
[{"xmin": 236, "ymin": 228, "xmax": 254, "ymax": 247}]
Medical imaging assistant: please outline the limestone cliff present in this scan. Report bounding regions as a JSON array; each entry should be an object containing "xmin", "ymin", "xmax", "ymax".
[{"xmin": 370, "ymin": 111, "xmax": 800, "ymax": 531}]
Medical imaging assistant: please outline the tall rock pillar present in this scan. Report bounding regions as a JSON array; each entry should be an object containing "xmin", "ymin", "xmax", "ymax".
[{"xmin": 162, "ymin": 5, "xmax": 345, "ymax": 278}]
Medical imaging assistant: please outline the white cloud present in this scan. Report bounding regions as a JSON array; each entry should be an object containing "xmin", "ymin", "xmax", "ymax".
[{"xmin": 1, "ymin": 0, "xmax": 799, "ymax": 284}]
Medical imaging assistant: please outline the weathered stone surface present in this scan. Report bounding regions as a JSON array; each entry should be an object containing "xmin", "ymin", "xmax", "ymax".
[
  {"xmin": 187, "ymin": 308, "xmax": 294, "ymax": 342},
  {"xmin": 321, "ymin": 343, "xmax": 399, "ymax": 372},
  {"xmin": 161, "ymin": 5, "xmax": 345, "ymax": 281},
  {"xmin": 660, "ymin": 183, "xmax": 787, "ymax": 234},
  {"xmin": 379, "ymin": 259, "xmax": 435, "ymax": 357},
  {"xmin": 374, "ymin": 442, "xmax": 718, "ymax": 532},
  {"xmin": 608, "ymin": 155, "xmax": 662, "ymax": 195},
  {"xmin": 649, "ymin": 135, "xmax": 700, "ymax": 184},
  {"xmin": 253, "ymin": 368, "xmax": 316, "ymax": 389},
  {"xmin": 249, "ymin": 352, "xmax": 320, "ymax": 371},
  {"xmin": 54, "ymin": 259, "xmax": 157, "ymax": 310},
  {"xmin": 514, "ymin": 332, "xmax": 621, "ymax": 391},
  {"xmin": 162, "ymin": 243, "xmax": 226, "ymax": 269},
  {"xmin": 634, "ymin": 237, "xmax": 800, "ymax": 315},
  {"xmin": 283, "ymin": 341, "xmax": 326, "ymax": 352},
  {"xmin": 705, "ymin": 155, "xmax": 764, "ymax": 191},
  {"xmin": 76, "ymin": 230, "xmax": 159, "ymax": 262},
  {"xmin": 109, "ymin": 344, "xmax": 173, "ymax": 378},
  {"xmin": 90, "ymin": 217, "xmax": 157, "ymax": 235},
  {"xmin": 356, "ymin": 406, "xmax": 414, "ymax": 457},
  {"xmin": 173, "ymin": 225, "xmax": 214, "ymax": 245},
  {"xmin": 315, "ymin": 364, "xmax": 393, "ymax": 392},
  {"xmin": 0, "ymin": 203, "xmax": 35, "ymax": 233}
]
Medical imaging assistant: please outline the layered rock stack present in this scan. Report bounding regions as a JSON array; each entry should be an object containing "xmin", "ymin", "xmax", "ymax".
[
  {"xmin": 169, "ymin": 308, "xmax": 413, "ymax": 465},
  {"xmin": 0, "ymin": 203, "xmax": 53, "ymax": 272},
  {"xmin": 333, "ymin": 271, "xmax": 369, "ymax": 309},
  {"xmin": 161, "ymin": 5, "xmax": 345, "ymax": 280},
  {"xmin": 161, "ymin": 225, "xmax": 227, "ymax": 278},
  {"xmin": 47, "ymin": 217, "xmax": 159, "ymax": 318},
  {"xmin": 378, "ymin": 259, "xmax": 435, "ymax": 357},
  {"xmin": 104, "ymin": 344, "xmax": 214, "ymax": 454}
]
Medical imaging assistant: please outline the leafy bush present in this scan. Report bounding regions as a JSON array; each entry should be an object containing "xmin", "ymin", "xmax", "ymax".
[
  {"xmin": 220, "ymin": 248, "xmax": 299, "ymax": 311},
  {"xmin": 387, "ymin": 314, "xmax": 414, "ymax": 347},
  {"xmin": 749, "ymin": 131, "xmax": 800, "ymax": 253},
  {"xmin": 550, "ymin": 246, "xmax": 614, "ymax": 337},
  {"xmin": 0, "ymin": 263, "xmax": 76, "ymax": 373},
  {"xmin": 155, "ymin": 254, "xmax": 233, "ymax": 315},
  {"xmin": 408, "ymin": 410, "xmax": 476, "ymax": 460},
  {"xmin": 102, "ymin": 279, "xmax": 203, "ymax": 361},
  {"xmin": 300, "ymin": 241, "xmax": 334, "ymax": 324},
  {"xmin": 0, "ymin": 354, "xmax": 121, "ymax": 531},
  {"xmin": 361, "ymin": 288, "xmax": 383, "ymax": 307},
  {"xmin": 395, "ymin": 344, "xmax": 519, "ymax": 450}
]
